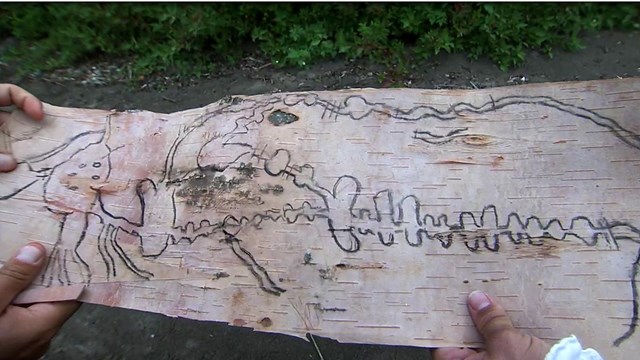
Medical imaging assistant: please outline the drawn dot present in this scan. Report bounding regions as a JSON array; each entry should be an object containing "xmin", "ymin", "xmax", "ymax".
[
  {"xmin": 463, "ymin": 280, "xmax": 469, "ymax": 284},
  {"xmin": 68, "ymin": 172, "xmax": 77, "ymax": 177},
  {"xmin": 482, "ymin": 279, "xmax": 488, "ymax": 283},
  {"xmin": 92, "ymin": 162, "xmax": 102, "ymax": 168},
  {"xmin": 91, "ymin": 175, "xmax": 100, "ymax": 180},
  {"xmin": 78, "ymin": 164, "xmax": 86, "ymax": 168}
]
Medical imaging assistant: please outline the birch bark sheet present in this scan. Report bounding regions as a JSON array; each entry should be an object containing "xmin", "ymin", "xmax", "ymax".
[{"xmin": 1, "ymin": 79, "xmax": 639, "ymax": 357}]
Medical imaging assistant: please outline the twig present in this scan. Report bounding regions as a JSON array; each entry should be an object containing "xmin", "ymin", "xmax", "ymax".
[
  {"xmin": 255, "ymin": 63, "xmax": 273, "ymax": 71},
  {"xmin": 162, "ymin": 96, "xmax": 177, "ymax": 103},
  {"xmin": 306, "ymin": 333, "xmax": 325, "ymax": 360},
  {"xmin": 432, "ymin": 83, "xmax": 471, "ymax": 90},
  {"xmin": 42, "ymin": 77, "xmax": 64, "ymax": 87}
]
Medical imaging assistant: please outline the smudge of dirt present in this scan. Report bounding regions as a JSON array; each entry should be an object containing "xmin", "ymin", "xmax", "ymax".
[
  {"xmin": 511, "ymin": 238, "xmax": 572, "ymax": 259},
  {"xmin": 334, "ymin": 262, "xmax": 385, "ymax": 270},
  {"xmin": 462, "ymin": 134, "xmax": 492, "ymax": 146},
  {"xmin": 268, "ymin": 110, "xmax": 299, "ymax": 126},
  {"xmin": 303, "ymin": 251, "xmax": 313, "ymax": 265},
  {"xmin": 259, "ymin": 184, "xmax": 284, "ymax": 194},
  {"xmin": 220, "ymin": 96, "xmax": 243, "ymax": 105},
  {"xmin": 236, "ymin": 162, "xmax": 257, "ymax": 179},
  {"xmin": 176, "ymin": 172, "xmax": 237, "ymax": 206},
  {"xmin": 258, "ymin": 317, "xmax": 273, "ymax": 328},
  {"xmin": 318, "ymin": 267, "xmax": 335, "ymax": 280},
  {"xmin": 231, "ymin": 289, "xmax": 245, "ymax": 307},
  {"xmin": 233, "ymin": 318, "xmax": 248, "ymax": 326},
  {"xmin": 212, "ymin": 272, "xmax": 229, "ymax": 280},
  {"xmin": 312, "ymin": 303, "xmax": 347, "ymax": 313},
  {"xmin": 175, "ymin": 171, "xmax": 264, "ymax": 209},
  {"xmin": 491, "ymin": 155, "xmax": 504, "ymax": 167}
]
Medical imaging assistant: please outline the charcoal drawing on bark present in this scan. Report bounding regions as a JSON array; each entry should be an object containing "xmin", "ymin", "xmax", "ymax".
[{"xmin": 1, "ymin": 79, "xmax": 639, "ymax": 355}]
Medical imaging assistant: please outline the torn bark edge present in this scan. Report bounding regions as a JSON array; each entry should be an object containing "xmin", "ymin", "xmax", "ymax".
[{"xmin": 11, "ymin": 284, "xmax": 85, "ymax": 305}]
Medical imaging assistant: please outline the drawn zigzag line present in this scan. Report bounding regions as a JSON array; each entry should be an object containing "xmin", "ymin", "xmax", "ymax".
[{"xmin": 347, "ymin": 194, "xmax": 625, "ymax": 253}]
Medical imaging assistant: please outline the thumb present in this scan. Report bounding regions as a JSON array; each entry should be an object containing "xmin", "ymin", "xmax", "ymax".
[
  {"xmin": 0, "ymin": 242, "xmax": 46, "ymax": 310},
  {"xmin": 467, "ymin": 290, "xmax": 515, "ymax": 347},
  {"xmin": 0, "ymin": 113, "xmax": 16, "ymax": 173},
  {"xmin": 0, "ymin": 153, "xmax": 17, "ymax": 172}
]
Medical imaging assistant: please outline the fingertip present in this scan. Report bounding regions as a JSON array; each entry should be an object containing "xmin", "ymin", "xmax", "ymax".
[
  {"xmin": 433, "ymin": 347, "xmax": 477, "ymax": 360},
  {"xmin": 24, "ymin": 96, "xmax": 45, "ymax": 121},
  {"xmin": 0, "ymin": 153, "xmax": 17, "ymax": 172},
  {"xmin": 14, "ymin": 243, "xmax": 46, "ymax": 265},
  {"xmin": 468, "ymin": 290, "xmax": 492, "ymax": 312},
  {"xmin": 0, "ymin": 243, "xmax": 49, "ymax": 308},
  {"xmin": 466, "ymin": 290, "xmax": 515, "ymax": 346},
  {"xmin": 24, "ymin": 241, "xmax": 47, "ymax": 253}
]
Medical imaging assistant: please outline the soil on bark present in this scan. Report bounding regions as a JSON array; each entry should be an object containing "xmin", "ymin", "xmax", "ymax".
[{"xmin": 1, "ymin": 30, "xmax": 639, "ymax": 360}]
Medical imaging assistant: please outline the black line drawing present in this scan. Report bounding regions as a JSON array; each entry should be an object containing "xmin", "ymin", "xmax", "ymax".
[{"xmin": 1, "ymin": 91, "xmax": 639, "ymax": 345}]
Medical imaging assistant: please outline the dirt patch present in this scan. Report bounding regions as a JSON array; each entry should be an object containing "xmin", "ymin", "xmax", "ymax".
[{"xmin": 4, "ymin": 30, "xmax": 638, "ymax": 360}]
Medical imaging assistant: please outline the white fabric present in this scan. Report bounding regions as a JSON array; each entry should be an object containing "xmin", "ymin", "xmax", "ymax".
[{"xmin": 545, "ymin": 335, "xmax": 603, "ymax": 360}]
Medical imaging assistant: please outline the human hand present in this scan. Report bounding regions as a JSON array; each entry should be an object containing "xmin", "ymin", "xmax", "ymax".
[
  {"xmin": 0, "ymin": 84, "xmax": 45, "ymax": 172},
  {"xmin": 0, "ymin": 242, "xmax": 79, "ymax": 360},
  {"xmin": 433, "ymin": 290, "xmax": 551, "ymax": 360}
]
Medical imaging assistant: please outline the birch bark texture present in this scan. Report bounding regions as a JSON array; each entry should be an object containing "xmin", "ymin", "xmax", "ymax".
[{"xmin": 1, "ymin": 78, "xmax": 639, "ymax": 357}]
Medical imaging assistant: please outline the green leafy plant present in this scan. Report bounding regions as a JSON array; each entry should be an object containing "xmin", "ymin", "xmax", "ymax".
[{"xmin": 1, "ymin": 3, "xmax": 638, "ymax": 77}]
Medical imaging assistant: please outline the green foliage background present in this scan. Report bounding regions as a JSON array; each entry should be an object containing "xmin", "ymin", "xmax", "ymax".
[{"xmin": 1, "ymin": 3, "xmax": 638, "ymax": 76}]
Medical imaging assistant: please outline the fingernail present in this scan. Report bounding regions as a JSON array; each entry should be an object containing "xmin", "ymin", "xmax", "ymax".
[
  {"xmin": 0, "ymin": 153, "xmax": 16, "ymax": 168},
  {"xmin": 15, "ymin": 245, "xmax": 43, "ymax": 264},
  {"xmin": 468, "ymin": 290, "xmax": 491, "ymax": 311}
]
